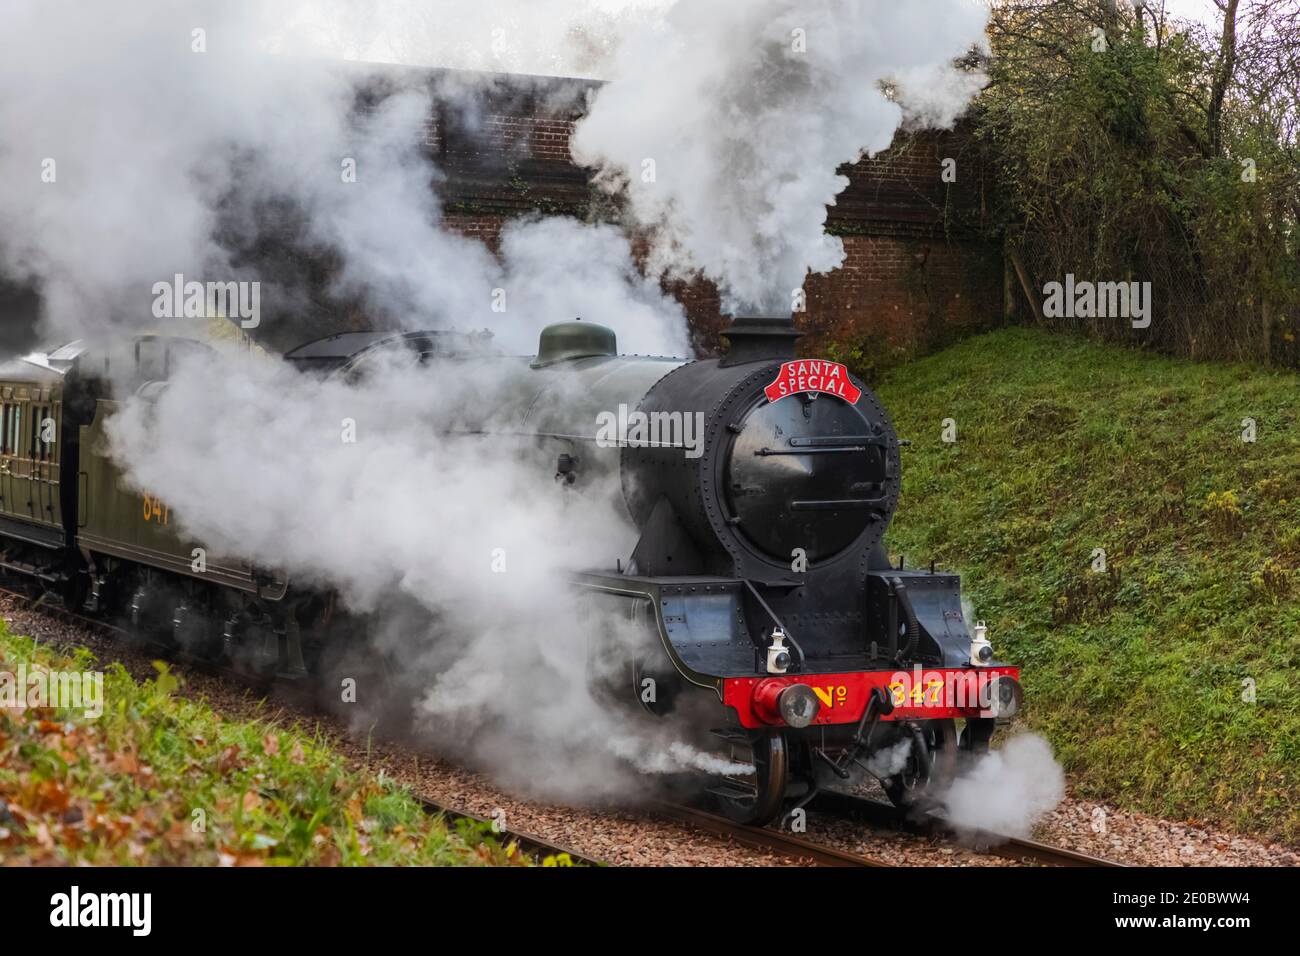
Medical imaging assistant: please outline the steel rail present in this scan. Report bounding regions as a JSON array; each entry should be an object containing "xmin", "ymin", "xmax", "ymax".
[
  {"xmin": 810, "ymin": 790, "xmax": 1123, "ymax": 867},
  {"xmin": 654, "ymin": 801, "xmax": 892, "ymax": 867}
]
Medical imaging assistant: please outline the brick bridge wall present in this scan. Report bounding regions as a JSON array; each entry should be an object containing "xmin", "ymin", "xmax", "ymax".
[{"xmin": 424, "ymin": 71, "xmax": 1006, "ymax": 366}]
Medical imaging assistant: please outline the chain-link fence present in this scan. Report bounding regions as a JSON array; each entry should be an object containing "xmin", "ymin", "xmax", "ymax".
[{"xmin": 1006, "ymin": 224, "xmax": 1296, "ymax": 366}]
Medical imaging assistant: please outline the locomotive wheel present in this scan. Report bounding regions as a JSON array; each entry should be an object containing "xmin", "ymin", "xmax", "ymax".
[
  {"xmin": 884, "ymin": 718, "xmax": 958, "ymax": 810},
  {"xmin": 712, "ymin": 731, "xmax": 789, "ymax": 826},
  {"xmin": 128, "ymin": 583, "xmax": 173, "ymax": 645}
]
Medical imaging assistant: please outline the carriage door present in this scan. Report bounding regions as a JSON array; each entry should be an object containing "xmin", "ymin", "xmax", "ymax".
[
  {"xmin": 32, "ymin": 397, "xmax": 60, "ymax": 527},
  {"xmin": 0, "ymin": 396, "xmax": 32, "ymax": 523},
  {"xmin": 0, "ymin": 396, "xmax": 11, "ymax": 519}
]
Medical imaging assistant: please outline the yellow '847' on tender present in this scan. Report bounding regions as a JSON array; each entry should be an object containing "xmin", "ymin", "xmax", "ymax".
[{"xmin": 141, "ymin": 492, "xmax": 170, "ymax": 526}]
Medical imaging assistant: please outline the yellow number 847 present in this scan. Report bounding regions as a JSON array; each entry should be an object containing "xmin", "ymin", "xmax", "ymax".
[
  {"xmin": 889, "ymin": 678, "xmax": 944, "ymax": 707},
  {"xmin": 142, "ymin": 492, "xmax": 171, "ymax": 527}
]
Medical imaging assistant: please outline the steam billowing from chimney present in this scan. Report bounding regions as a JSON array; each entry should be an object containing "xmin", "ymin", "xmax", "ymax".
[{"xmin": 571, "ymin": 0, "xmax": 989, "ymax": 315}]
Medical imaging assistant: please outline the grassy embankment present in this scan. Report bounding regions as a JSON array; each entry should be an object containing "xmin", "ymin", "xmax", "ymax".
[
  {"xmin": 872, "ymin": 328, "xmax": 1299, "ymax": 841},
  {"xmin": 0, "ymin": 626, "xmax": 541, "ymax": 865}
]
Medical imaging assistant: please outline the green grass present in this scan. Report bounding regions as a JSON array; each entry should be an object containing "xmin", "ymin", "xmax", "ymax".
[
  {"xmin": 873, "ymin": 327, "xmax": 1300, "ymax": 842},
  {"xmin": 0, "ymin": 625, "xmax": 541, "ymax": 865}
]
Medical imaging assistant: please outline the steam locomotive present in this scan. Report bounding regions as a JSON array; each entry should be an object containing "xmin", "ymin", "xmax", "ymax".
[{"xmin": 0, "ymin": 317, "xmax": 1021, "ymax": 825}]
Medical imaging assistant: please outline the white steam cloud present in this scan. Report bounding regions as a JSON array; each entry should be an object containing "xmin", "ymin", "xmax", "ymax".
[
  {"xmin": 942, "ymin": 733, "xmax": 1066, "ymax": 839},
  {"xmin": 571, "ymin": 0, "xmax": 989, "ymax": 313},
  {"xmin": 864, "ymin": 739, "xmax": 913, "ymax": 779},
  {"xmin": 107, "ymin": 346, "xmax": 739, "ymax": 793},
  {"xmin": 0, "ymin": 0, "xmax": 688, "ymax": 353}
]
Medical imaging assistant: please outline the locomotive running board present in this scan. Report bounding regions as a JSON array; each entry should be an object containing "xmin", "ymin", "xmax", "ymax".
[
  {"xmin": 573, "ymin": 571, "xmax": 761, "ymax": 696},
  {"xmin": 76, "ymin": 531, "xmax": 290, "ymax": 601}
]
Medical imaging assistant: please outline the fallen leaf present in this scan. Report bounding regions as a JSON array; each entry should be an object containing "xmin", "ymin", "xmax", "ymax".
[
  {"xmin": 163, "ymin": 820, "xmax": 191, "ymax": 850},
  {"xmin": 217, "ymin": 744, "xmax": 241, "ymax": 773},
  {"xmin": 219, "ymin": 845, "xmax": 266, "ymax": 867},
  {"xmin": 262, "ymin": 734, "xmax": 279, "ymax": 757},
  {"xmin": 34, "ymin": 780, "xmax": 70, "ymax": 814},
  {"xmin": 316, "ymin": 842, "xmax": 341, "ymax": 866},
  {"xmin": 345, "ymin": 794, "xmax": 364, "ymax": 823},
  {"xmin": 113, "ymin": 751, "xmax": 140, "ymax": 775}
]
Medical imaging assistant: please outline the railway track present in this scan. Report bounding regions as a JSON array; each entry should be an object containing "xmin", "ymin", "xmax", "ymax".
[
  {"xmin": 655, "ymin": 801, "xmax": 891, "ymax": 866},
  {"xmin": 810, "ymin": 789, "xmax": 1123, "ymax": 867},
  {"xmin": 1, "ymin": 582, "xmax": 1118, "ymax": 869},
  {"xmin": 659, "ymin": 792, "xmax": 1122, "ymax": 868},
  {"xmin": 413, "ymin": 796, "xmax": 607, "ymax": 866}
]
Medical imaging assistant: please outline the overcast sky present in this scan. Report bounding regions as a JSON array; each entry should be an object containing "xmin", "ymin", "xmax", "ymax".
[
  {"xmin": 1161, "ymin": 0, "xmax": 1221, "ymax": 28},
  {"xmin": 267, "ymin": 1, "xmax": 1227, "ymax": 77}
]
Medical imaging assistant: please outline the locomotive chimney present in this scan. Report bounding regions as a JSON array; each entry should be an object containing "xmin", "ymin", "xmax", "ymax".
[{"xmin": 717, "ymin": 314, "xmax": 803, "ymax": 367}]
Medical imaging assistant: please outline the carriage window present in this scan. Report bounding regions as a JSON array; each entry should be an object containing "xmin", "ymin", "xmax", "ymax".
[
  {"xmin": 32, "ymin": 405, "xmax": 54, "ymax": 461},
  {"xmin": 1, "ymin": 403, "xmax": 19, "ymax": 456},
  {"xmin": 46, "ymin": 405, "xmax": 59, "ymax": 462}
]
